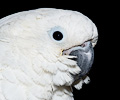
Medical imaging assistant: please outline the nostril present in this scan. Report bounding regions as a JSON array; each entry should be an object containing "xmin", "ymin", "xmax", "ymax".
[
  {"xmin": 81, "ymin": 41, "xmax": 90, "ymax": 48},
  {"xmin": 81, "ymin": 43, "xmax": 86, "ymax": 48},
  {"xmin": 62, "ymin": 41, "xmax": 91, "ymax": 55}
]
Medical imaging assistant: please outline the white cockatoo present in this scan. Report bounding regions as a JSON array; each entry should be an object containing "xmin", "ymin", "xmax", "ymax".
[{"xmin": 0, "ymin": 8, "xmax": 98, "ymax": 100}]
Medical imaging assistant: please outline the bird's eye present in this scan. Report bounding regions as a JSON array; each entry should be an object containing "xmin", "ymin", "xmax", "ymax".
[
  {"xmin": 48, "ymin": 26, "xmax": 66, "ymax": 43},
  {"xmin": 53, "ymin": 31, "xmax": 63, "ymax": 41}
]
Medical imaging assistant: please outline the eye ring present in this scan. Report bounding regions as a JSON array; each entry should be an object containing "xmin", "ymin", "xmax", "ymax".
[{"xmin": 48, "ymin": 26, "xmax": 66, "ymax": 43}]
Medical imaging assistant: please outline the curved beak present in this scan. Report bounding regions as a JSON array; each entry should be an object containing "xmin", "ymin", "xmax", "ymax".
[{"xmin": 63, "ymin": 41, "xmax": 94, "ymax": 81}]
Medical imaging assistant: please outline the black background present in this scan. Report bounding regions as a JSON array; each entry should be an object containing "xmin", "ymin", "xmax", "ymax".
[{"xmin": 0, "ymin": 0, "xmax": 117, "ymax": 99}]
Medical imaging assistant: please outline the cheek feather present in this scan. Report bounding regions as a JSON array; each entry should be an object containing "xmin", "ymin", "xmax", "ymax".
[{"xmin": 52, "ymin": 55, "xmax": 81, "ymax": 86}]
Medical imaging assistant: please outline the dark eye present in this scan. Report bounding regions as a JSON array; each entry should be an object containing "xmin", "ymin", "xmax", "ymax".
[
  {"xmin": 53, "ymin": 31, "xmax": 63, "ymax": 41},
  {"xmin": 49, "ymin": 26, "xmax": 66, "ymax": 43}
]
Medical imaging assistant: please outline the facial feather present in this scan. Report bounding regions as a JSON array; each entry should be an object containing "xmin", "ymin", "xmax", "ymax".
[{"xmin": 0, "ymin": 8, "xmax": 98, "ymax": 100}]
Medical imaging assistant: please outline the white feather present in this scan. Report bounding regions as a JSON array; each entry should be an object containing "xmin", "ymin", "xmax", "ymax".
[
  {"xmin": 0, "ymin": 8, "xmax": 98, "ymax": 100},
  {"xmin": 53, "ymin": 70, "xmax": 73, "ymax": 86},
  {"xmin": 1, "ymin": 81, "xmax": 27, "ymax": 100}
]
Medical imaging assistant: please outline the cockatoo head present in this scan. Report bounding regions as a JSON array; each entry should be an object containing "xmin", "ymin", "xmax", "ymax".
[
  {"xmin": 0, "ymin": 8, "xmax": 98, "ymax": 89},
  {"xmin": 30, "ymin": 8, "xmax": 98, "ymax": 86}
]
